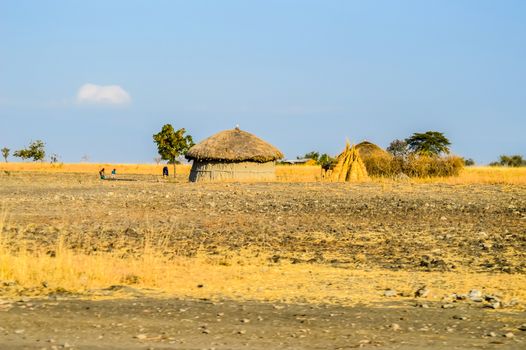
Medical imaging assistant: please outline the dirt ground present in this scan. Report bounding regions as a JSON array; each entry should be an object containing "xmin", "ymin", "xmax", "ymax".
[
  {"xmin": 0, "ymin": 172, "xmax": 525, "ymax": 349},
  {"xmin": 0, "ymin": 297, "xmax": 525, "ymax": 350}
]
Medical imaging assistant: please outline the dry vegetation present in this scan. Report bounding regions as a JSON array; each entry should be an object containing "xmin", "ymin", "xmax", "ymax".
[
  {"xmin": 1, "ymin": 162, "xmax": 525, "ymax": 184},
  {"xmin": 0, "ymin": 167, "xmax": 525, "ymax": 310}
]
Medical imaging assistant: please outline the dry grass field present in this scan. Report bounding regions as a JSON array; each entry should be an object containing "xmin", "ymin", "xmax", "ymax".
[
  {"xmin": 1, "ymin": 162, "xmax": 525, "ymax": 184},
  {"xmin": 0, "ymin": 167, "xmax": 524, "ymax": 303},
  {"xmin": 0, "ymin": 166, "xmax": 525, "ymax": 348}
]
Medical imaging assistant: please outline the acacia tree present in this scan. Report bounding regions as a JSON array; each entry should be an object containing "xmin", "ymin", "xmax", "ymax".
[
  {"xmin": 299, "ymin": 151, "xmax": 335, "ymax": 170},
  {"xmin": 387, "ymin": 139, "xmax": 408, "ymax": 158},
  {"xmin": 1, "ymin": 147, "xmax": 9, "ymax": 162},
  {"xmin": 153, "ymin": 124, "xmax": 195, "ymax": 178},
  {"xmin": 405, "ymin": 131, "xmax": 451, "ymax": 156},
  {"xmin": 491, "ymin": 155, "xmax": 525, "ymax": 167},
  {"xmin": 13, "ymin": 140, "xmax": 46, "ymax": 161}
]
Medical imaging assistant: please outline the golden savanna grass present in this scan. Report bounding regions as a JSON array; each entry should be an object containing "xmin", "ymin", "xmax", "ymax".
[
  {"xmin": 1, "ymin": 162, "xmax": 525, "ymax": 184},
  {"xmin": 2, "ymin": 232, "xmax": 525, "ymax": 307}
]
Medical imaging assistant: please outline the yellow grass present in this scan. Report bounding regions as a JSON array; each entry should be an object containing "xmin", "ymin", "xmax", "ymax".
[
  {"xmin": 1, "ymin": 240, "xmax": 525, "ymax": 307},
  {"xmin": 413, "ymin": 166, "xmax": 526, "ymax": 185},
  {"xmin": 0, "ymin": 162, "xmax": 191, "ymax": 176},
  {"xmin": 0, "ymin": 162, "xmax": 524, "ymax": 184}
]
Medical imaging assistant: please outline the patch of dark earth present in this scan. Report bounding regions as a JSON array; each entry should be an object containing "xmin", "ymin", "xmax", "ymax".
[{"xmin": 0, "ymin": 298, "xmax": 525, "ymax": 349}]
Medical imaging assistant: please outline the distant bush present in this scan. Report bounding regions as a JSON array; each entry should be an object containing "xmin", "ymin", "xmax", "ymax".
[
  {"xmin": 361, "ymin": 152, "xmax": 399, "ymax": 177},
  {"xmin": 463, "ymin": 158, "xmax": 475, "ymax": 166},
  {"xmin": 403, "ymin": 155, "xmax": 464, "ymax": 178},
  {"xmin": 359, "ymin": 145, "xmax": 463, "ymax": 178},
  {"xmin": 13, "ymin": 140, "xmax": 45, "ymax": 162},
  {"xmin": 490, "ymin": 155, "xmax": 525, "ymax": 167},
  {"xmin": 361, "ymin": 154, "xmax": 463, "ymax": 178}
]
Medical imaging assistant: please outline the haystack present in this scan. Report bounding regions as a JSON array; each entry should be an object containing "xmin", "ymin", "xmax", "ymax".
[
  {"xmin": 355, "ymin": 141, "xmax": 390, "ymax": 159},
  {"xmin": 185, "ymin": 128, "xmax": 283, "ymax": 182},
  {"xmin": 330, "ymin": 141, "xmax": 368, "ymax": 182}
]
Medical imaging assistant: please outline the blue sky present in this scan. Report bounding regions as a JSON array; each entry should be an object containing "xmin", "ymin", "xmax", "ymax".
[{"xmin": 1, "ymin": 0, "xmax": 524, "ymax": 164}]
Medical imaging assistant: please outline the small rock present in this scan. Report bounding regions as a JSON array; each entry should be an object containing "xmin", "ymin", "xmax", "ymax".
[
  {"xmin": 415, "ymin": 302, "xmax": 429, "ymax": 308},
  {"xmin": 503, "ymin": 332, "xmax": 514, "ymax": 338},
  {"xmin": 485, "ymin": 302, "xmax": 501, "ymax": 309},
  {"xmin": 442, "ymin": 304, "xmax": 455, "ymax": 309},
  {"xmin": 197, "ymin": 284, "xmax": 204, "ymax": 288},
  {"xmin": 237, "ymin": 330, "xmax": 246, "ymax": 335},
  {"xmin": 14, "ymin": 329, "xmax": 25, "ymax": 334},
  {"xmin": 487, "ymin": 331, "xmax": 497, "ymax": 337},
  {"xmin": 135, "ymin": 334, "xmax": 148, "ymax": 340},
  {"xmin": 240, "ymin": 318, "xmax": 250, "ymax": 323},
  {"xmin": 484, "ymin": 295, "xmax": 501, "ymax": 303},
  {"xmin": 518, "ymin": 324, "xmax": 526, "ymax": 331},
  {"xmin": 453, "ymin": 315, "xmax": 467, "ymax": 320},
  {"xmin": 390, "ymin": 323, "xmax": 401, "ymax": 331},
  {"xmin": 468, "ymin": 289, "xmax": 482, "ymax": 300},
  {"xmin": 383, "ymin": 289, "xmax": 397, "ymax": 297},
  {"xmin": 415, "ymin": 286, "xmax": 429, "ymax": 298}
]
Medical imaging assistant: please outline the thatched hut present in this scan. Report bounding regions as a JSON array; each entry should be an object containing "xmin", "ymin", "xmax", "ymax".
[{"xmin": 185, "ymin": 128, "xmax": 283, "ymax": 182}]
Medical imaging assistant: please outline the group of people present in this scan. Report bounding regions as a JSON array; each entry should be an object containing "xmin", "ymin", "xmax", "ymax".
[
  {"xmin": 98, "ymin": 166, "xmax": 170, "ymax": 180},
  {"xmin": 99, "ymin": 168, "xmax": 116, "ymax": 180}
]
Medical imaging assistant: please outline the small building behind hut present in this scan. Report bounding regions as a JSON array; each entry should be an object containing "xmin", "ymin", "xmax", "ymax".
[{"xmin": 185, "ymin": 128, "xmax": 283, "ymax": 182}]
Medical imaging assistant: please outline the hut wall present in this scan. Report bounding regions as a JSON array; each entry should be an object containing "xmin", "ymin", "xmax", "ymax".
[{"xmin": 189, "ymin": 160, "xmax": 276, "ymax": 182}]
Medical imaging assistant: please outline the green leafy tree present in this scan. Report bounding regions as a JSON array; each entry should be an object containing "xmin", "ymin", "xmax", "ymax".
[
  {"xmin": 301, "ymin": 151, "xmax": 320, "ymax": 161},
  {"xmin": 318, "ymin": 153, "xmax": 336, "ymax": 170},
  {"xmin": 405, "ymin": 131, "xmax": 451, "ymax": 156},
  {"xmin": 13, "ymin": 140, "xmax": 46, "ymax": 161},
  {"xmin": 153, "ymin": 124, "xmax": 195, "ymax": 177},
  {"xmin": 463, "ymin": 158, "xmax": 475, "ymax": 166},
  {"xmin": 298, "ymin": 151, "xmax": 335, "ymax": 170},
  {"xmin": 387, "ymin": 139, "xmax": 408, "ymax": 158},
  {"xmin": 491, "ymin": 154, "xmax": 525, "ymax": 167},
  {"xmin": 1, "ymin": 147, "xmax": 9, "ymax": 162}
]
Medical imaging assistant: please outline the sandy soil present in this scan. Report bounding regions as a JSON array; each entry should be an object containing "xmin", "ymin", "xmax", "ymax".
[{"xmin": 1, "ymin": 297, "xmax": 525, "ymax": 350}]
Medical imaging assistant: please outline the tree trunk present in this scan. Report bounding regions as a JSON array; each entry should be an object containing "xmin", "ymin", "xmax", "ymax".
[{"xmin": 173, "ymin": 163, "xmax": 176, "ymax": 179}]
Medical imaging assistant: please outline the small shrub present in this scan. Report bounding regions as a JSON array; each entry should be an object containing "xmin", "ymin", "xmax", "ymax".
[
  {"xmin": 360, "ymin": 153, "xmax": 463, "ymax": 178},
  {"xmin": 361, "ymin": 152, "xmax": 398, "ymax": 177},
  {"xmin": 490, "ymin": 155, "xmax": 525, "ymax": 167},
  {"xmin": 403, "ymin": 155, "xmax": 464, "ymax": 177}
]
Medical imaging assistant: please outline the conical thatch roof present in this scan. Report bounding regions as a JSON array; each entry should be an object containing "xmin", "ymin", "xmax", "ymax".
[
  {"xmin": 185, "ymin": 128, "xmax": 283, "ymax": 163},
  {"xmin": 356, "ymin": 141, "xmax": 390, "ymax": 158}
]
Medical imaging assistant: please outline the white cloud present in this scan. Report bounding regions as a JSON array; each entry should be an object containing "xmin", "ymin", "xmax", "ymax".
[{"xmin": 76, "ymin": 83, "xmax": 131, "ymax": 105}]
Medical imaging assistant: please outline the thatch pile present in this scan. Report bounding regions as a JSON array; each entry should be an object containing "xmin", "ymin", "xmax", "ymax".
[
  {"xmin": 355, "ymin": 140, "xmax": 394, "ymax": 177},
  {"xmin": 330, "ymin": 141, "xmax": 368, "ymax": 182},
  {"xmin": 355, "ymin": 141, "xmax": 390, "ymax": 159}
]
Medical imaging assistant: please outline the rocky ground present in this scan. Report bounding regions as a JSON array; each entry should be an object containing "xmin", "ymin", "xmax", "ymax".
[
  {"xmin": 0, "ymin": 172, "xmax": 525, "ymax": 349},
  {"xmin": 1, "ymin": 172, "xmax": 524, "ymax": 273}
]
